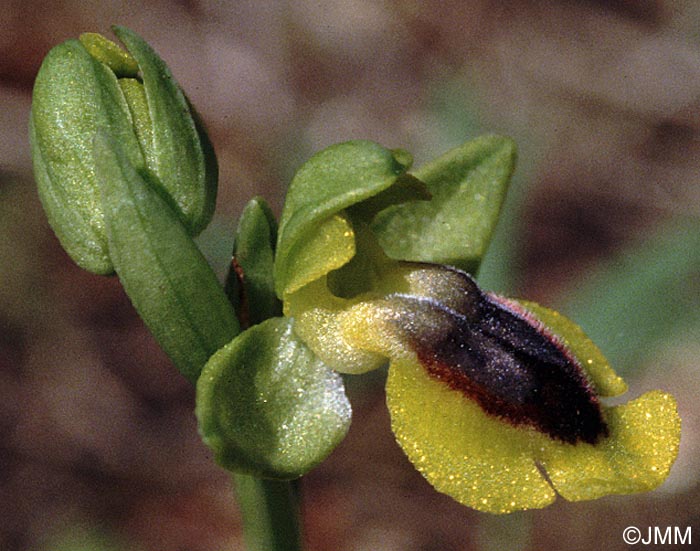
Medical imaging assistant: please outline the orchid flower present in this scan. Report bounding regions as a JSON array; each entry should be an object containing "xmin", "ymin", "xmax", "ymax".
[{"xmin": 198, "ymin": 138, "xmax": 680, "ymax": 513}]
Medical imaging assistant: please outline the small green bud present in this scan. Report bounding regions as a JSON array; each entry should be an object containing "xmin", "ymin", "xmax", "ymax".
[{"xmin": 30, "ymin": 26, "xmax": 217, "ymax": 274}]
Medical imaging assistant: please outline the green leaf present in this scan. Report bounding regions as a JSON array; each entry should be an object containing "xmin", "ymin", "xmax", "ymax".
[
  {"xmin": 95, "ymin": 131, "xmax": 239, "ymax": 383},
  {"xmin": 275, "ymin": 140, "xmax": 411, "ymax": 298},
  {"xmin": 371, "ymin": 135, "xmax": 516, "ymax": 273},
  {"xmin": 113, "ymin": 26, "xmax": 218, "ymax": 236},
  {"xmin": 226, "ymin": 197, "xmax": 282, "ymax": 326},
  {"xmin": 196, "ymin": 317, "xmax": 351, "ymax": 479}
]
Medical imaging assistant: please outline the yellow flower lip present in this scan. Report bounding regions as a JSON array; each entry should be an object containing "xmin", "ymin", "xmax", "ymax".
[{"xmin": 289, "ymin": 261, "xmax": 681, "ymax": 513}]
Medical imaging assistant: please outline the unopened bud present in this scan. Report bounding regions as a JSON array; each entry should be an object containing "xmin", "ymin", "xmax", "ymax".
[{"xmin": 30, "ymin": 26, "xmax": 217, "ymax": 274}]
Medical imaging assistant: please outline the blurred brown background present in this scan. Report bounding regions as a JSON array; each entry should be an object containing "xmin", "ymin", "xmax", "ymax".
[{"xmin": 1, "ymin": 1, "xmax": 699, "ymax": 550}]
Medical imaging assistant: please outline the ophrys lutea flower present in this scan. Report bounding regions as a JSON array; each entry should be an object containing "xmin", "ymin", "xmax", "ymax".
[
  {"xmin": 197, "ymin": 138, "xmax": 679, "ymax": 514},
  {"xmin": 287, "ymin": 261, "xmax": 680, "ymax": 513},
  {"xmin": 275, "ymin": 139, "xmax": 680, "ymax": 514}
]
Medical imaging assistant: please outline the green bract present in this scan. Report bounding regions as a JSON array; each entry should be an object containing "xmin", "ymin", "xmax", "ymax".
[
  {"xmin": 96, "ymin": 131, "xmax": 237, "ymax": 383},
  {"xmin": 30, "ymin": 26, "xmax": 216, "ymax": 274}
]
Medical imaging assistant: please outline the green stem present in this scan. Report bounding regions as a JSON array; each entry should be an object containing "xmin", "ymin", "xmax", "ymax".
[
  {"xmin": 223, "ymin": 239, "xmax": 303, "ymax": 551},
  {"xmin": 232, "ymin": 474, "xmax": 302, "ymax": 551}
]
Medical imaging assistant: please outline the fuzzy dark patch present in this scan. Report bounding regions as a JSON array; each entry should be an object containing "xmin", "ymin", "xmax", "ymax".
[{"xmin": 392, "ymin": 268, "xmax": 608, "ymax": 445}]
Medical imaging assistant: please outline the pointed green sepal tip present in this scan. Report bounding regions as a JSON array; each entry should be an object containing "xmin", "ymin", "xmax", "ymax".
[
  {"xmin": 196, "ymin": 317, "xmax": 351, "ymax": 479},
  {"xmin": 30, "ymin": 26, "xmax": 217, "ymax": 274}
]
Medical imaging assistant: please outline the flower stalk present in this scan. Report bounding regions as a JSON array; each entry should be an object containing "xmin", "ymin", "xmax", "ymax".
[{"xmin": 233, "ymin": 475, "xmax": 302, "ymax": 551}]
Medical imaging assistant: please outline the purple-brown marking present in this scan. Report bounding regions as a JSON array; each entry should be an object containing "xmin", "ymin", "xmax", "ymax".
[{"xmin": 390, "ymin": 266, "xmax": 608, "ymax": 445}]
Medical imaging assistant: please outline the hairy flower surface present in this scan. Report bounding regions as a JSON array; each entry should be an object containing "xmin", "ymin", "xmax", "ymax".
[
  {"xmin": 288, "ymin": 262, "xmax": 680, "ymax": 513},
  {"xmin": 275, "ymin": 139, "xmax": 681, "ymax": 513}
]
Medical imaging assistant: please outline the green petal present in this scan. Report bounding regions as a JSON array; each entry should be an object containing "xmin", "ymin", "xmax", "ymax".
[
  {"xmin": 386, "ymin": 355, "xmax": 556, "ymax": 514},
  {"xmin": 539, "ymin": 391, "xmax": 680, "ymax": 501},
  {"xmin": 372, "ymin": 135, "xmax": 516, "ymax": 273},
  {"xmin": 280, "ymin": 213, "xmax": 355, "ymax": 297},
  {"xmin": 275, "ymin": 141, "xmax": 410, "ymax": 298},
  {"xmin": 196, "ymin": 317, "xmax": 351, "ymax": 479}
]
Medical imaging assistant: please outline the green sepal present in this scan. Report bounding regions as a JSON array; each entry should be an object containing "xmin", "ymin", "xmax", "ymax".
[
  {"xmin": 226, "ymin": 197, "xmax": 282, "ymax": 327},
  {"xmin": 95, "ymin": 131, "xmax": 238, "ymax": 383},
  {"xmin": 275, "ymin": 140, "xmax": 412, "ymax": 298},
  {"xmin": 79, "ymin": 32, "xmax": 139, "ymax": 77},
  {"xmin": 112, "ymin": 25, "xmax": 218, "ymax": 236},
  {"xmin": 30, "ymin": 39, "xmax": 144, "ymax": 274},
  {"xmin": 196, "ymin": 317, "xmax": 351, "ymax": 479},
  {"xmin": 372, "ymin": 135, "xmax": 516, "ymax": 273}
]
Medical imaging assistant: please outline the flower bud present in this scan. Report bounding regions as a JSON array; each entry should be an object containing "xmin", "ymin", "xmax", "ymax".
[{"xmin": 30, "ymin": 26, "xmax": 217, "ymax": 274}]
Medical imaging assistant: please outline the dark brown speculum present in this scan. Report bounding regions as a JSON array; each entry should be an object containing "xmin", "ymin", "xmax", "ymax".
[{"xmin": 389, "ymin": 266, "xmax": 608, "ymax": 445}]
